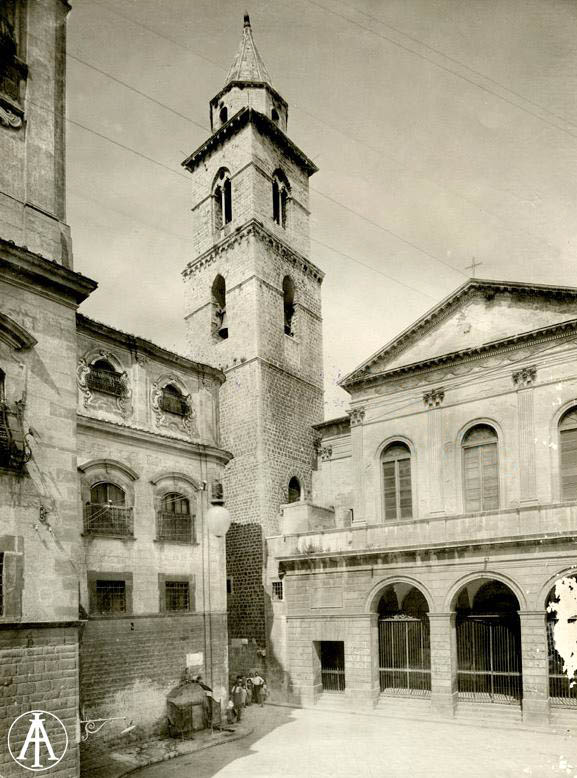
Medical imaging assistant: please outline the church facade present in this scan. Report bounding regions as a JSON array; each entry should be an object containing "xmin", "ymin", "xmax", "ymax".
[{"xmin": 267, "ymin": 279, "xmax": 577, "ymax": 729}]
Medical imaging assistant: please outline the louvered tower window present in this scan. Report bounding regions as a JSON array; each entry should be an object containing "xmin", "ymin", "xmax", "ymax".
[
  {"xmin": 462, "ymin": 424, "xmax": 499, "ymax": 512},
  {"xmin": 559, "ymin": 408, "xmax": 577, "ymax": 501},
  {"xmin": 382, "ymin": 442, "xmax": 412, "ymax": 520}
]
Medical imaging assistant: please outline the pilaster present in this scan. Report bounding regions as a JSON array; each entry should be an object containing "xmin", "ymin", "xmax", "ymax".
[
  {"xmin": 423, "ymin": 388, "xmax": 445, "ymax": 516},
  {"xmin": 519, "ymin": 610, "xmax": 549, "ymax": 726},
  {"xmin": 348, "ymin": 406, "xmax": 366, "ymax": 525},
  {"xmin": 513, "ymin": 366, "xmax": 538, "ymax": 504},
  {"xmin": 429, "ymin": 612, "xmax": 457, "ymax": 717}
]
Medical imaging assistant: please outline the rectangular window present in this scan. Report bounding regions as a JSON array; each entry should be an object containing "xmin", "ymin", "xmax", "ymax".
[
  {"xmin": 94, "ymin": 579, "xmax": 126, "ymax": 615},
  {"xmin": 383, "ymin": 458, "xmax": 412, "ymax": 520},
  {"xmin": 463, "ymin": 443, "xmax": 499, "ymax": 511},
  {"xmin": 165, "ymin": 581, "xmax": 190, "ymax": 612},
  {"xmin": 226, "ymin": 577, "xmax": 233, "ymax": 595},
  {"xmin": 272, "ymin": 580, "xmax": 284, "ymax": 601}
]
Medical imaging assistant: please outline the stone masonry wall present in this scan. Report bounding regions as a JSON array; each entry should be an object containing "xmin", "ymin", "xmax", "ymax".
[{"xmin": 0, "ymin": 626, "xmax": 79, "ymax": 778}]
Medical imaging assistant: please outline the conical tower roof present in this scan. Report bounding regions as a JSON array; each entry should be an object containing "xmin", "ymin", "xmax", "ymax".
[{"xmin": 225, "ymin": 14, "xmax": 272, "ymax": 86}]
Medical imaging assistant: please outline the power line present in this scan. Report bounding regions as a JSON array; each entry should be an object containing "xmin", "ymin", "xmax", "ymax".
[
  {"xmin": 303, "ymin": 0, "xmax": 577, "ymax": 143},
  {"xmin": 345, "ymin": 0, "xmax": 577, "ymax": 134},
  {"xmin": 67, "ymin": 52, "xmax": 210, "ymax": 134}
]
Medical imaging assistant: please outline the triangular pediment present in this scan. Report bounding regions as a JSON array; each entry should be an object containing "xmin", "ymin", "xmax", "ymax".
[{"xmin": 343, "ymin": 279, "xmax": 577, "ymax": 387}]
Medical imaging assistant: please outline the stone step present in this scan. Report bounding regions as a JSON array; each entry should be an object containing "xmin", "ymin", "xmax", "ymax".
[
  {"xmin": 456, "ymin": 702, "xmax": 522, "ymax": 723},
  {"xmin": 550, "ymin": 707, "xmax": 577, "ymax": 731},
  {"xmin": 376, "ymin": 695, "xmax": 433, "ymax": 718}
]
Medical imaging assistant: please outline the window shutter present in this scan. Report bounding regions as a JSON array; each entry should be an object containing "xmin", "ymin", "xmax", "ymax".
[
  {"xmin": 398, "ymin": 458, "xmax": 412, "ymax": 518},
  {"xmin": 481, "ymin": 443, "xmax": 499, "ymax": 510},
  {"xmin": 383, "ymin": 461, "xmax": 398, "ymax": 519},
  {"xmin": 561, "ymin": 428, "xmax": 577, "ymax": 500},
  {"xmin": 463, "ymin": 446, "xmax": 482, "ymax": 512}
]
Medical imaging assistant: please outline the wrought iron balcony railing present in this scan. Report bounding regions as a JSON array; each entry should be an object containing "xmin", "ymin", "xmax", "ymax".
[
  {"xmin": 159, "ymin": 392, "xmax": 190, "ymax": 417},
  {"xmin": 86, "ymin": 368, "xmax": 126, "ymax": 397},
  {"xmin": 0, "ymin": 401, "xmax": 29, "ymax": 472},
  {"xmin": 157, "ymin": 511, "xmax": 194, "ymax": 543},
  {"xmin": 84, "ymin": 504, "xmax": 134, "ymax": 537}
]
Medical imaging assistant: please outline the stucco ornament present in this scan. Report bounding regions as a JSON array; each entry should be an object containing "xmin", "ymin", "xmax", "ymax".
[
  {"xmin": 151, "ymin": 376, "xmax": 198, "ymax": 438},
  {"xmin": 77, "ymin": 351, "xmax": 132, "ymax": 418},
  {"xmin": 0, "ymin": 102, "xmax": 22, "ymax": 129}
]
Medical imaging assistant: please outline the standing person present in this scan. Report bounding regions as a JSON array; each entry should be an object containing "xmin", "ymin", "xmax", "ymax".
[
  {"xmin": 251, "ymin": 671, "xmax": 265, "ymax": 707},
  {"xmin": 231, "ymin": 676, "xmax": 246, "ymax": 722},
  {"xmin": 245, "ymin": 673, "xmax": 254, "ymax": 706}
]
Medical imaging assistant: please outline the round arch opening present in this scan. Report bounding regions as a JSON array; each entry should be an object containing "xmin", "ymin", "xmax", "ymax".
[
  {"xmin": 454, "ymin": 578, "xmax": 522, "ymax": 704},
  {"xmin": 376, "ymin": 583, "xmax": 431, "ymax": 698}
]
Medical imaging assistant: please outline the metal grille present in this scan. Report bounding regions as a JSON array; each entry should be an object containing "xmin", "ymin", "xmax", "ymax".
[
  {"xmin": 159, "ymin": 391, "xmax": 190, "ymax": 416},
  {"xmin": 157, "ymin": 512, "xmax": 193, "ymax": 543},
  {"xmin": 547, "ymin": 619, "xmax": 577, "ymax": 706},
  {"xmin": 94, "ymin": 580, "xmax": 126, "ymax": 614},
  {"xmin": 86, "ymin": 368, "xmax": 125, "ymax": 397},
  {"xmin": 320, "ymin": 642, "xmax": 346, "ymax": 693},
  {"xmin": 378, "ymin": 617, "xmax": 431, "ymax": 696},
  {"xmin": 456, "ymin": 616, "xmax": 522, "ymax": 703},
  {"xmin": 84, "ymin": 504, "xmax": 134, "ymax": 536},
  {"xmin": 165, "ymin": 581, "xmax": 190, "ymax": 612},
  {"xmin": 272, "ymin": 581, "xmax": 284, "ymax": 601},
  {"xmin": 0, "ymin": 401, "xmax": 29, "ymax": 471}
]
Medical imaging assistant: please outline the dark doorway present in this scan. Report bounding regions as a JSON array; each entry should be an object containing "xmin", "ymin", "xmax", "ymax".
[
  {"xmin": 319, "ymin": 641, "xmax": 345, "ymax": 693},
  {"xmin": 455, "ymin": 580, "xmax": 522, "ymax": 704},
  {"xmin": 378, "ymin": 585, "xmax": 431, "ymax": 696}
]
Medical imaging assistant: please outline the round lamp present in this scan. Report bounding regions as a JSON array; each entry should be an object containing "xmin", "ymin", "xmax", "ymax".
[{"xmin": 206, "ymin": 504, "xmax": 232, "ymax": 537}]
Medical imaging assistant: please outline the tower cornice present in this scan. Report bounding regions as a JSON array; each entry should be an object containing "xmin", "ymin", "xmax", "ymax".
[
  {"xmin": 182, "ymin": 218, "xmax": 324, "ymax": 284},
  {"xmin": 181, "ymin": 107, "xmax": 318, "ymax": 177}
]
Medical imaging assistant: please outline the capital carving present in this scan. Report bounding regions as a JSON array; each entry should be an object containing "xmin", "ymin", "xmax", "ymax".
[
  {"xmin": 512, "ymin": 365, "xmax": 537, "ymax": 389},
  {"xmin": 348, "ymin": 407, "xmax": 366, "ymax": 426},
  {"xmin": 320, "ymin": 445, "xmax": 332, "ymax": 462},
  {"xmin": 423, "ymin": 387, "xmax": 445, "ymax": 408}
]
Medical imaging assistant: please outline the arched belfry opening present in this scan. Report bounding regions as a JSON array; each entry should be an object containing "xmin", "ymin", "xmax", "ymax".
[
  {"xmin": 272, "ymin": 170, "xmax": 289, "ymax": 229},
  {"xmin": 211, "ymin": 274, "xmax": 228, "ymax": 340},
  {"xmin": 212, "ymin": 169, "xmax": 232, "ymax": 232},
  {"xmin": 377, "ymin": 583, "xmax": 431, "ymax": 697},
  {"xmin": 282, "ymin": 276, "xmax": 295, "ymax": 336},
  {"xmin": 454, "ymin": 579, "xmax": 522, "ymax": 703},
  {"xmin": 287, "ymin": 476, "xmax": 301, "ymax": 503}
]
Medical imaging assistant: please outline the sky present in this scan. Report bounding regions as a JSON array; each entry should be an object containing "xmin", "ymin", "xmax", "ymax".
[{"xmin": 66, "ymin": 0, "xmax": 577, "ymax": 418}]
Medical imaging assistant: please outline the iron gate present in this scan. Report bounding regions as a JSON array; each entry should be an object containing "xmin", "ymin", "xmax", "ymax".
[
  {"xmin": 547, "ymin": 620, "xmax": 577, "ymax": 706},
  {"xmin": 320, "ymin": 641, "xmax": 346, "ymax": 693},
  {"xmin": 378, "ymin": 617, "xmax": 431, "ymax": 696},
  {"xmin": 456, "ymin": 616, "xmax": 522, "ymax": 703}
]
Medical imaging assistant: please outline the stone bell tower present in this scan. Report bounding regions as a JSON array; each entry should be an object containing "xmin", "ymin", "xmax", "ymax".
[{"xmin": 182, "ymin": 15, "xmax": 324, "ymax": 670}]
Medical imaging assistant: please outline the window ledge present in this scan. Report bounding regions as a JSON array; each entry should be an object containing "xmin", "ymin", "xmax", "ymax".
[
  {"xmin": 154, "ymin": 538, "xmax": 197, "ymax": 546},
  {"xmin": 81, "ymin": 533, "xmax": 136, "ymax": 541}
]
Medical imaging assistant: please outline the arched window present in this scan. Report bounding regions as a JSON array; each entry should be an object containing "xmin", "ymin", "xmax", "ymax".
[
  {"xmin": 160, "ymin": 384, "xmax": 190, "ymax": 417},
  {"xmin": 219, "ymin": 106, "xmax": 228, "ymax": 124},
  {"xmin": 559, "ymin": 408, "xmax": 577, "ymax": 501},
  {"xmin": 382, "ymin": 442, "xmax": 412, "ymax": 520},
  {"xmin": 85, "ymin": 482, "xmax": 132, "ymax": 536},
  {"xmin": 272, "ymin": 170, "xmax": 289, "ymax": 228},
  {"xmin": 87, "ymin": 358, "xmax": 125, "ymax": 397},
  {"xmin": 282, "ymin": 276, "xmax": 295, "ymax": 336},
  {"xmin": 212, "ymin": 169, "xmax": 232, "ymax": 232},
  {"xmin": 158, "ymin": 492, "xmax": 194, "ymax": 543},
  {"xmin": 211, "ymin": 274, "xmax": 228, "ymax": 340},
  {"xmin": 288, "ymin": 476, "xmax": 301, "ymax": 503},
  {"xmin": 462, "ymin": 424, "xmax": 499, "ymax": 512}
]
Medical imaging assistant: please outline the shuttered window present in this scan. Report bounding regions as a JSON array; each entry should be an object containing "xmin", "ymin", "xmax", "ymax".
[
  {"xmin": 382, "ymin": 442, "xmax": 412, "ymax": 520},
  {"xmin": 462, "ymin": 425, "xmax": 499, "ymax": 512},
  {"xmin": 560, "ymin": 408, "xmax": 577, "ymax": 501}
]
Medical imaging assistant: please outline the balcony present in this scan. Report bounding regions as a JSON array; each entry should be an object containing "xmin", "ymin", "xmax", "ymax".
[
  {"xmin": 84, "ymin": 504, "xmax": 134, "ymax": 537},
  {"xmin": 85, "ymin": 368, "xmax": 126, "ymax": 397},
  {"xmin": 0, "ymin": 401, "xmax": 29, "ymax": 472},
  {"xmin": 159, "ymin": 392, "xmax": 190, "ymax": 417},
  {"xmin": 270, "ymin": 502, "xmax": 577, "ymax": 561},
  {"xmin": 156, "ymin": 512, "xmax": 194, "ymax": 543}
]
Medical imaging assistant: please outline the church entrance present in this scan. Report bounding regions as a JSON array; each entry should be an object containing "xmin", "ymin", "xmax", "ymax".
[
  {"xmin": 318, "ymin": 641, "xmax": 345, "ymax": 693},
  {"xmin": 455, "ymin": 580, "xmax": 522, "ymax": 704},
  {"xmin": 377, "ymin": 584, "xmax": 431, "ymax": 697}
]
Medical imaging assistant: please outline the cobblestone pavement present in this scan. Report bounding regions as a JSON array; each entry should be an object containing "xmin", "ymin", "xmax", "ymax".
[{"xmin": 132, "ymin": 704, "xmax": 577, "ymax": 778}]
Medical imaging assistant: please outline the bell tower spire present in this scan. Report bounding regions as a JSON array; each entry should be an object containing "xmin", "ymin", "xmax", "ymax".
[{"xmin": 209, "ymin": 14, "xmax": 288, "ymax": 132}]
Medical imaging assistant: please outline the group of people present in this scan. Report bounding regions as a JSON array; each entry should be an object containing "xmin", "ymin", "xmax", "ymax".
[{"xmin": 229, "ymin": 671, "xmax": 266, "ymax": 722}]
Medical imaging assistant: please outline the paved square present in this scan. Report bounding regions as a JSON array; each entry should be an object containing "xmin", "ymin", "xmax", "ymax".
[{"xmin": 134, "ymin": 705, "xmax": 577, "ymax": 778}]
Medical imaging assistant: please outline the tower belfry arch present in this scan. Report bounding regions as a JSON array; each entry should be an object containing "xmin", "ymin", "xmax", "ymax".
[{"xmin": 181, "ymin": 15, "xmax": 325, "ymax": 682}]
